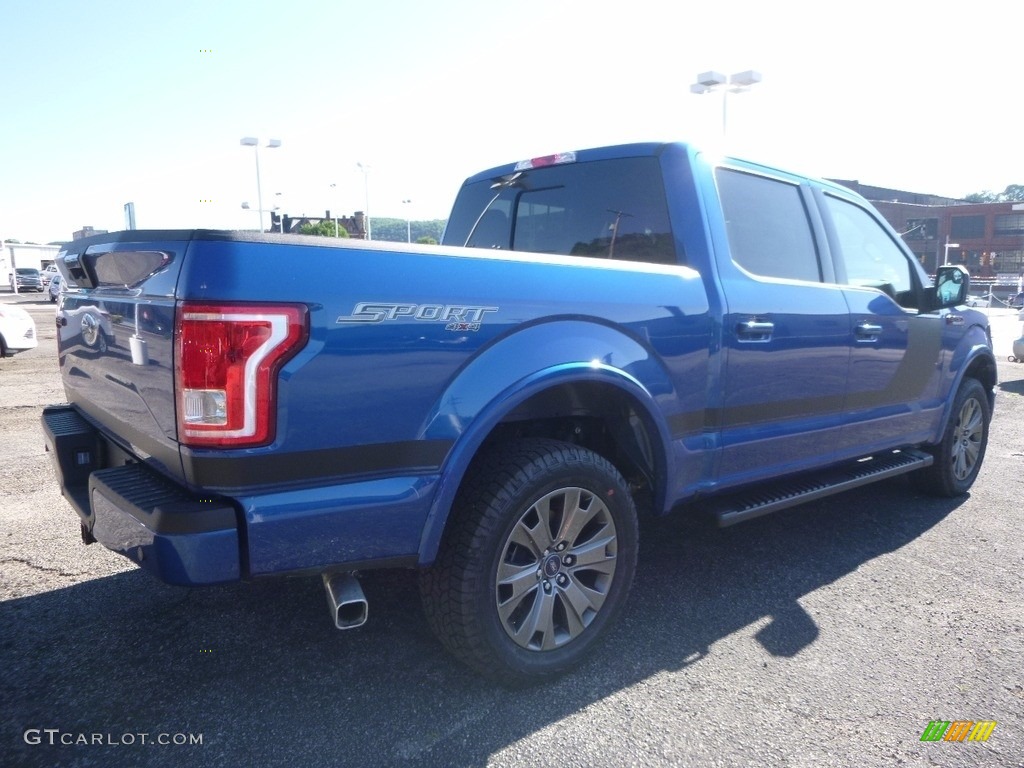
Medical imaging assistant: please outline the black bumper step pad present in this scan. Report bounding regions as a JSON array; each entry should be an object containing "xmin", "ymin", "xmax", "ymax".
[{"xmin": 89, "ymin": 464, "xmax": 236, "ymax": 535}]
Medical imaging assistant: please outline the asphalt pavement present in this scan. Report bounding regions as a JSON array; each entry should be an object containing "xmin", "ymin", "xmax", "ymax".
[{"xmin": 2, "ymin": 292, "xmax": 1022, "ymax": 767}]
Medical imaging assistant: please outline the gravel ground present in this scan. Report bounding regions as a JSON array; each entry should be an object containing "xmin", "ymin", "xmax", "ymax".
[{"xmin": 2, "ymin": 292, "xmax": 1022, "ymax": 768}]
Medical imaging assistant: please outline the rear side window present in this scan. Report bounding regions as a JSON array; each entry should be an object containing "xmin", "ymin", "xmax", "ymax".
[
  {"xmin": 715, "ymin": 168, "xmax": 821, "ymax": 282},
  {"xmin": 444, "ymin": 157, "xmax": 678, "ymax": 265}
]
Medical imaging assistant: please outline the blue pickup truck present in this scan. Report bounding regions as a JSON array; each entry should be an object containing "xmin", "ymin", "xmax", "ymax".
[{"xmin": 43, "ymin": 142, "xmax": 995, "ymax": 683}]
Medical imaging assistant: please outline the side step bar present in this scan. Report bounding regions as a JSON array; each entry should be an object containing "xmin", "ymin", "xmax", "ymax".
[{"xmin": 706, "ymin": 449, "xmax": 934, "ymax": 527}]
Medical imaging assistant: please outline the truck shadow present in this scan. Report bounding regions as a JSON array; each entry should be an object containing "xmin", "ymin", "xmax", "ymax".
[
  {"xmin": 998, "ymin": 377, "xmax": 1024, "ymax": 395},
  {"xmin": 2, "ymin": 478, "xmax": 960, "ymax": 767}
]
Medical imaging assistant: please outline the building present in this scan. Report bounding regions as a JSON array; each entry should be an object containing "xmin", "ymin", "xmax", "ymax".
[
  {"xmin": 833, "ymin": 181, "xmax": 1024, "ymax": 293},
  {"xmin": 2, "ymin": 241, "xmax": 62, "ymax": 284},
  {"xmin": 272, "ymin": 211, "xmax": 368, "ymax": 239},
  {"xmin": 72, "ymin": 226, "xmax": 108, "ymax": 241}
]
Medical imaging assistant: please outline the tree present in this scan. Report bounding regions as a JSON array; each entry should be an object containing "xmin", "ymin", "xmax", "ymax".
[
  {"xmin": 416, "ymin": 236, "xmax": 438, "ymax": 245},
  {"xmin": 965, "ymin": 191, "xmax": 997, "ymax": 203},
  {"xmin": 369, "ymin": 217, "xmax": 446, "ymax": 243},
  {"xmin": 965, "ymin": 184, "xmax": 1024, "ymax": 203},
  {"xmin": 299, "ymin": 220, "xmax": 348, "ymax": 237}
]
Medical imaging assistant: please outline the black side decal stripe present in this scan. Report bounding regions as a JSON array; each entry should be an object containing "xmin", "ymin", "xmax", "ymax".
[{"xmin": 182, "ymin": 440, "xmax": 453, "ymax": 489}]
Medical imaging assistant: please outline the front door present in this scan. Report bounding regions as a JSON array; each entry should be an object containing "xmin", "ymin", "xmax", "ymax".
[{"xmin": 819, "ymin": 193, "xmax": 944, "ymax": 453}]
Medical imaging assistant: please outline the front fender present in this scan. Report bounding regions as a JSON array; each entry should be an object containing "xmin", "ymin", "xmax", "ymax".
[
  {"xmin": 416, "ymin": 319, "xmax": 678, "ymax": 565},
  {"xmin": 930, "ymin": 317, "xmax": 996, "ymax": 443}
]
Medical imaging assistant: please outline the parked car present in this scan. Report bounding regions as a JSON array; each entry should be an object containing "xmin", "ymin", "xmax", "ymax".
[
  {"xmin": 966, "ymin": 294, "xmax": 991, "ymax": 308},
  {"xmin": 10, "ymin": 268, "xmax": 44, "ymax": 292},
  {"xmin": 40, "ymin": 264, "xmax": 60, "ymax": 287},
  {"xmin": 48, "ymin": 273, "xmax": 63, "ymax": 302},
  {"xmin": 1011, "ymin": 292, "xmax": 1024, "ymax": 309},
  {"xmin": 0, "ymin": 303, "xmax": 38, "ymax": 356}
]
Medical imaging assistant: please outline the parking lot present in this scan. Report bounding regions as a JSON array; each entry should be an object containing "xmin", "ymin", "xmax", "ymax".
[{"xmin": 2, "ymin": 290, "xmax": 1022, "ymax": 768}]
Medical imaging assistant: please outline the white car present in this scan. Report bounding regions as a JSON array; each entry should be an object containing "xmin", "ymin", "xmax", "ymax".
[
  {"xmin": 48, "ymin": 273, "xmax": 63, "ymax": 302},
  {"xmin": 0, "ymin": 303, "xmax": 38, "ymax": 356},
  {"xmin": 966, "ymin": 294, "xmax": 991, "ymax": 308},
  {"xmin": 40, "ymin": 264, "xmax": 60, "ymax": 287}
]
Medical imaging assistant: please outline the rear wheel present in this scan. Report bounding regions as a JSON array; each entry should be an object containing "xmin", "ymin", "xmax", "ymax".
[
  {"xmin": 912, "ymin": 377, "xmax": 990, "ymax": 497},
  {"xmin": 420, "ymin": 439, "xmax": 638, "ymax": 685}
]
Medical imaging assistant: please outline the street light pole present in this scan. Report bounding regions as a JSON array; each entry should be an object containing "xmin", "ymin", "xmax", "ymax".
[
  {"xmin": 689, "ymin": 70, "xmax": 762, "ymax": 138},
  {"xmin": 274, "ymin": 192, "xmax": 285, "ymax": 232},
  {"xmin": 240, "ymin": 137, "xmax": 281, "ymax": 232},
  {"xmin": 403, "ymin": 199, "xmax": 412, "ymax": 243},
  {"xmin": 944, "ymin": 237, "xmax": 961, "ymax": 266},
  {"xmin": 329, "ymin": 183, "xmax": 340, "ymax": 237},
  {"xmin": 357, "ymin": 162, "xmax": 371, "ymax": 241}
]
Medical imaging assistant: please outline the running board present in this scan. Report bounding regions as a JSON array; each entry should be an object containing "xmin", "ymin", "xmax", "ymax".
[{"xmin": 706, "ymin": 449, "xmax": 934, "ymax": 527}]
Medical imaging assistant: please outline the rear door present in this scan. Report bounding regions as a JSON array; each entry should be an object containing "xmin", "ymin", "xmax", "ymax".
[{"xmin": 711, "ymin": 165, "xmax": 851, "ymax": 486}]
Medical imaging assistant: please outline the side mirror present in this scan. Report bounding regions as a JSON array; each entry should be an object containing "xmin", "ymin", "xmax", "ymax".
[{"xmin": 930, "ymin": 265, "xmax": 969, "ymax": 311}]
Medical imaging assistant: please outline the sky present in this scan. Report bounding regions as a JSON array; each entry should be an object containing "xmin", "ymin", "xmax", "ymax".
[{"xmin": 2, "ymin": 0, "xmax": 1021, "ymax": 245}]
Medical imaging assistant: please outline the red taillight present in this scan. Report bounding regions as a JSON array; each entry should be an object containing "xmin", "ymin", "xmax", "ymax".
[{"xmin": 175, "ymin": 302, "xmax": 308, "ymax": 447}]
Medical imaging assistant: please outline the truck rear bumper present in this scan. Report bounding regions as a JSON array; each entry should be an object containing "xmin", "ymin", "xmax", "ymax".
[{"xmin": 42, "ymin": 405, "xmax": 241, "ymax": 586}]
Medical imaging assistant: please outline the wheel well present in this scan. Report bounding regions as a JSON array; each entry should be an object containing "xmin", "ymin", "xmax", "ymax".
[
  {"xmin": 965, "ymin": 355, "xmax": 997, "ymax": 409},
  {"xmin": 472, "ymin": 381, "xmax": 664, "ymax": 515}
]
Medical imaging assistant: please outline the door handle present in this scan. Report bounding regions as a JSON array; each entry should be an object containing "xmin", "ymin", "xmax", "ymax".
[
  {"xmin": 855, "ymin": 322, "xmax": 883, "ymax": 341},
  {"xmin": 736, "ymin": 320, "xmax": 774, "ymax": 342}
]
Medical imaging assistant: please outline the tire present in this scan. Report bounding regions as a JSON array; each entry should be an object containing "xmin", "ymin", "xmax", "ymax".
[
  {"xmin": 912, "ymin": 377, "xmax": 990, "ymax": 497},
  {"xmin": 420, "ymin": 439, "xmax": 639, "ymax": 685}
]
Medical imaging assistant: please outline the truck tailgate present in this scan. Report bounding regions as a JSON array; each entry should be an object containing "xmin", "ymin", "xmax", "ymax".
[{"xmin": 55, "ymin": 234, "xmax": 189, "ymax": 480}]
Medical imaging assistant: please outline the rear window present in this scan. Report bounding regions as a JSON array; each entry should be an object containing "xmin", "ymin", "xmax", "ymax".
[{"xmin": 443, "ymin": 156, "xmax": 679, "ymax": 265}]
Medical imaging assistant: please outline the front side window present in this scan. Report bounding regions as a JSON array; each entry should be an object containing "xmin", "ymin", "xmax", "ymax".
[
  {"xmin": 825, "ymin": 195, "xmax": 914, "ymax": 305},
  {"xmin": 715, "ymin": 168, "xmax": 821, "ymax": 282}
]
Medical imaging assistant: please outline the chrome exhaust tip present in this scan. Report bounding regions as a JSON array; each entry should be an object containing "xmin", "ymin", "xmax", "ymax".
[{"xmin": 322, "ymin": 572, "xmax": 368, "ymax": 630}]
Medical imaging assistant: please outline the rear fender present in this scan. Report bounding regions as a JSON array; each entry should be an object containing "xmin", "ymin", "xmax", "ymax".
[{"xmin": 416, "ymin": 320, "xmax": 676, "ymax": 565}]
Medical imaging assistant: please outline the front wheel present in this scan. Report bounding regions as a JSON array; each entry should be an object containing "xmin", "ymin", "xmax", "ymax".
[
  {"xmin": 420, "ymin": 439, "xmax": 639, "ymax": 685},
  {"xmin": 912, "ymin": 377, "xmax": 990, "ymax": 497}
]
